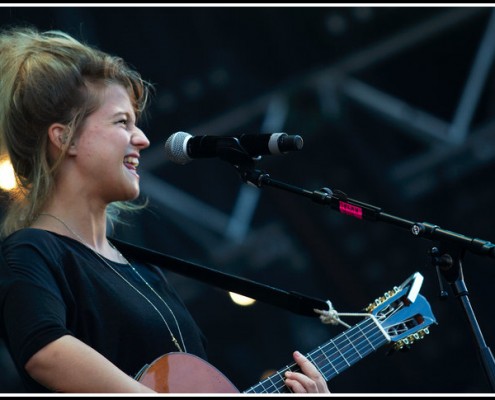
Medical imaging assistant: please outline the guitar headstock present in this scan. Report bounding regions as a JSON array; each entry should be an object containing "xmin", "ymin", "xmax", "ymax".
[{"xmin": 364, "ymin": 272, "xmax": 437, "ymax": 352}]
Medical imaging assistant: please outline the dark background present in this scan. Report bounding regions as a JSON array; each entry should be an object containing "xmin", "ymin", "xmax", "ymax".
[{"xmin": 1, "ymin": 5, "xmax": 495, "ymax": 394}]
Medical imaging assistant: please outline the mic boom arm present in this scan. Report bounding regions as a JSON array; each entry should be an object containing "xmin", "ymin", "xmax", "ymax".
[{"xmin": 237, "ymin": 166, "xmax": 495, "ymax": 259}]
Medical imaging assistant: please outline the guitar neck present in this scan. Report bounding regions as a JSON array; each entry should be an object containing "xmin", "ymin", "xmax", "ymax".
[{"xmin": 243, "ymin": 318, "xmax": 389, "ymax": 393}]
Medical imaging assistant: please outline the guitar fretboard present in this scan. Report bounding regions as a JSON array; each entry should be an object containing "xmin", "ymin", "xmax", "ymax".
[{"xmin": 243, "ymin": 317, "xmax": 389, "ymax": 393}]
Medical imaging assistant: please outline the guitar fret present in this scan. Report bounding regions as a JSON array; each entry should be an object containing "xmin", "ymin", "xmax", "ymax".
[
  {"xmin": 346, "ymin": 322, "xmax": 375, "ymax": 360},
  {"xmin": 319, "ymin": 341, "xmax": 349, "ymax": 377},
  {"xmin": 245, "ymin": 366, "xmax": 293, "ymax": 393},
  {"xmin": 267, "ymin": 372, "xmax": 286, "ymax": 393},
  {"xmin": 252, "ymin": 380, "xmax": 269, "ymax": 393},
  {"xmin": 345, "ymin": 332, "xmax": 363, "ymax": 358},
  {"xmin": 316, "ymin": 345, "xmax": 338, "ymax": 376},
  {"xmin": 274, "ymin": 371, "xmax": 290, "ymax": 393},
  {"xmin": 329, "ymin": 330, "xmax": 358, "ymax": 367},
  {"xmin": 334, "ymin": 340, "xmax": 351, "ymax": 367},
  {"xmin": 357, "ymin": 322, "xmax": 377, "ymax": 350},
  {"xmin": 246, "ymin": 384, "xmax": 263, "ymax": 393},
  {"xmin": 261, "ymin": 376, "xmax": 278, "ymax": 393},
  {"xmin": 351, "ymin": 320, "xmax": 385, "ymax": 355}
]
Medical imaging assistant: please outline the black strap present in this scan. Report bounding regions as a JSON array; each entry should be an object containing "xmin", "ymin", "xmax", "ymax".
[{"xmin": 111, "ymin": 238, "xmax": 329, "ymax": 318}]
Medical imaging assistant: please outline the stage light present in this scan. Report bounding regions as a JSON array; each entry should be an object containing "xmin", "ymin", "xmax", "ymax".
[
  {"xmin": 229, "ymin": 292, "xmax": 256, "ymax": 307},
  {"xmin": 0, "ymin": 159, "xmax": 16, "ymax": 191}
]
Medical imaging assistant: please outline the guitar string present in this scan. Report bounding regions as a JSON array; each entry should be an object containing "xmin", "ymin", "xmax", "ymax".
[
  {"xmin": 248, "ymin": 299, "xmax": 421, "ymax": 393},
  {"xmin": 245, "ymin": 318, "xmax": 384, "ymax": 393},
  {"xmin": 249, "ymin": 319, "xmax": 384, "ymax": 393},
  {"xmin": 313, "ymin": 319, "xmax": 381, "ymax": 369},
  {"xmin": 310, "ymin": 318, "xmax": 381, "ymax": 375},
  {"xmin": 317, "ymin": 319, "xmax": 386, "ymax": 376},
  {"xmin": 244, "ymin": 321, "xmax": 376, "ymax": 393},
  {"xmin": 318, "ymin": 320, "xmax": 383, "ymax": 375},
  {"xmin": 38, "ymin": 213, "xmax": 187, "ymax": 353},
  {"xmin": 243, "ymin": 321, "xmax": 367, "ymax": 393},
  {"xmin": 310, "ymin": 319, "xmax": 385, "ymax": 379}
]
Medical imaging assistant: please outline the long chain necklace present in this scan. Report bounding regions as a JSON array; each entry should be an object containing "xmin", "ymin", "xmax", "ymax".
[{"xmin": 38, "ymin": 213, "xmax": 187, "ymax": 353}]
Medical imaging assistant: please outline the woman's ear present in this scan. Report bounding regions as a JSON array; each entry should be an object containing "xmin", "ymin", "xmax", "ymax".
[{"xmin": 48, "ymin": 123, "xmax": 76, "ymax": 155}]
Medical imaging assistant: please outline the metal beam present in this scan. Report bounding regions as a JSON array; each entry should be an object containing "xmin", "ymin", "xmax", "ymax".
[
  {"xmin": 448, "ymin": 8, "xmax": 495, "ymax": 144},
  {"xmin": 341, "ymin": 77, "xmax": 452, "ymax": 144},
  {"xmin": 391, "ymin": 118, "xmax": 495, "ymax": 198}
]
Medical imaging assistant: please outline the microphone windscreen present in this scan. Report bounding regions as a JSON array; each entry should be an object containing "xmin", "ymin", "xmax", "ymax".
[{"xmin": 164, "ymin": 131, "xmax": 192, "ymax": 164}]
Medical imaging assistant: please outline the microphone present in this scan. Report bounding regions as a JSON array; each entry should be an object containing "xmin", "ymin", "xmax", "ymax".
[{"xmin": 164, "ymin": 131, "xmax": 304, "ymax": 165}]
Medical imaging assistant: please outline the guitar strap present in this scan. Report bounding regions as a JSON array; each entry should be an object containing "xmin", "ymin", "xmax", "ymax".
[{"xmin": 110, "ymin": 237, "xmax": 330, "ymax": 318}]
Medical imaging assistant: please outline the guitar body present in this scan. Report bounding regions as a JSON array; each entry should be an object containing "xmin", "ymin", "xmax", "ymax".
[{"xmin": 137, "ymin": 352, "xmax": 239, "ymax": 393}]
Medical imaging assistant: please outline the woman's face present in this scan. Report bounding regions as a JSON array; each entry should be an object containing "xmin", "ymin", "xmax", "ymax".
[{"xmin": 70, "ymin": 83, "xmax": 150, "ymax": 204}]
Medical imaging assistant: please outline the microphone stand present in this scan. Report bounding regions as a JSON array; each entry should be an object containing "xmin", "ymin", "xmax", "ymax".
[{"xmin": 228, "ymin": 157, "xmax": 495, "ymax": 392}]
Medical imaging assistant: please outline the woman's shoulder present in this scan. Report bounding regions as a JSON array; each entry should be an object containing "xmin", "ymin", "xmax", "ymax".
[
  {"xmin": 4, "ymin": 227, "xmax": 52, "ymax": 239},
  {"xmin": 0, "ymin": 228, "xmax": 81, "ymax": 282},
  {"xmin": 1, "ymin": 228, "xmax": 79, "ymax": 258},
  {"xmin": 3, "ymin": 228, "xmax": 61, "ymax": 246}
]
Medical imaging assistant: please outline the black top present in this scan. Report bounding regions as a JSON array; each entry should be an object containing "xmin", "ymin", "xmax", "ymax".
[{"xmin": 0, "ymin": 228, "xmax": 208, "ymax": 392}]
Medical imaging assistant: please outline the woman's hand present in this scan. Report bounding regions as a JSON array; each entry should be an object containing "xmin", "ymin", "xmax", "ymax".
[{"xmin": 284, "ymin": 351, "xmax": 331, "ymax": 394}]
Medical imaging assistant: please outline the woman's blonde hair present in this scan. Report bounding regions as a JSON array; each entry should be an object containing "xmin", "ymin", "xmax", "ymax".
[{"xmin": 0, "ymin": 26, "xmax": 152, "ymax": 238}]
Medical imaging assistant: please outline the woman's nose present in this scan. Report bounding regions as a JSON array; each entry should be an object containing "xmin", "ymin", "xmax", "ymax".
[{"xmin": 132, "ymin": 127, "xmax": 150, "ymax": 149}]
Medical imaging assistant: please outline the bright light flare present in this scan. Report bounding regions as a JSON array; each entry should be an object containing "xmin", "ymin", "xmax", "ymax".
[
  {"xmin": 0, "ymin": 159, "xmax": 17, "ymax": 191},
  {"xmin": 229, "ymin": 292, "xmax": 256, "ymax": 307}
]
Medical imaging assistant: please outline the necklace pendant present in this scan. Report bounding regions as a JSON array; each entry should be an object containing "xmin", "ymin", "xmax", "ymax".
[{"xmin": 172, "ymin": 336, "xmax": 183, "ymax": 352}]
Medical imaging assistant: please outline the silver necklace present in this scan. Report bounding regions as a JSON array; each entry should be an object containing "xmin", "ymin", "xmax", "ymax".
[{"xmin": 38, "ymin": 212, "xmax": 187, "ymax": 353}]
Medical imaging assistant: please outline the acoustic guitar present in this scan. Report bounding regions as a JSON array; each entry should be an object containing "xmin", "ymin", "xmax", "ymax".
[{"xmin": 136, "ymin": 272, "xmax": 436, "ymax": 393}]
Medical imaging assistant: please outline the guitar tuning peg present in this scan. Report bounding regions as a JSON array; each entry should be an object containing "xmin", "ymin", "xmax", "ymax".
[{"xmin": 385, "ymin": 342, "xmax": 411, "ymax": 356}]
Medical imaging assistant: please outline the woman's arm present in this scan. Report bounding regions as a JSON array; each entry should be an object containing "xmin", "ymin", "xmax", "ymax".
[{"xmin": 25, "ymin": 335, "xmax": 155, "ymax": 393}]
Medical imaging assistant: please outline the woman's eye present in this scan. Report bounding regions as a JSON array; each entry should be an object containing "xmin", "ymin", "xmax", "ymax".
[{"xmin": 118, "ymin": 119, "xmax": 128, "ymax": 126}]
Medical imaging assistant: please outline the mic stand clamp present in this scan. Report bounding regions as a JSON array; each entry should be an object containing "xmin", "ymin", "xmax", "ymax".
[{"xmin": 429, "ymin": 247, "xmax": 449, "ymax": 300}]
